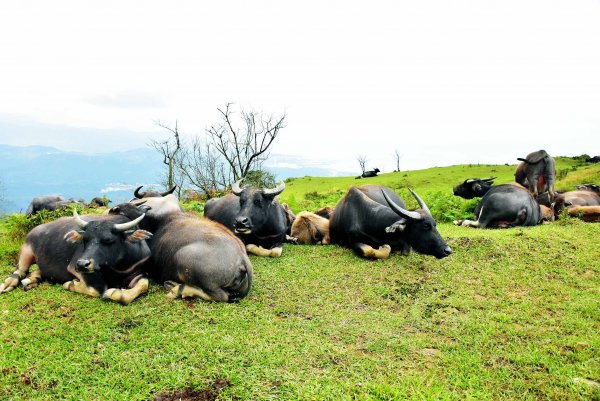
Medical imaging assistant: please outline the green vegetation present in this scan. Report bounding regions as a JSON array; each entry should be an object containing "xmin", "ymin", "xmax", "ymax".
[{"xmin": 0, "ymin": 159, "xmax": 599, "ymax": 400}]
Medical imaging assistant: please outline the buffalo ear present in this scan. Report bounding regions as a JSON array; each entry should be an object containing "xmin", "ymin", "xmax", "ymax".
[
  {"xmin": 385, "ymin": 219, "xmax": 407, "ymax": 233},
  {"xmin": 126, "ymin": 229, "xmax": 153, "ymax": 243},
  {"xmin": 64, "ymin": 230, "xmax": 84, "ymax": 243}
]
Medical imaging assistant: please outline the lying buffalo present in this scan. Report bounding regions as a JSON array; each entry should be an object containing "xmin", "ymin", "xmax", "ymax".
[
  {"xmin": 452, "ymin": 177, "xmax": 496, "ymax": 199},
  {"xmin": 204, "ymin": 180, "xmax": 288, "ymax": 257},
  {"xmin": 290, "ymin": 211, "xmax": 330, "ymax": 245},
  {"xmin": 25, "ymin": 195, "xmax": 85, "ymax": 216},
  {"xmin": 455, "ymin": 184, "xmax": 554, "ymax": 228},
  {"xmin": 0, "ymin": 210, "xmax": 151, "ymax": 305},
  {"xmin": 329, "ymin": 185, "xmax": 452, "ymax": 259},
  {"xmin": 110, "ymin": 195, "xmax": 253, "ymax": 302}
]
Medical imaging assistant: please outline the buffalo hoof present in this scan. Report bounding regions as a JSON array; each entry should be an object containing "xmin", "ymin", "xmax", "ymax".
[{"xmin": 0, "ymin": 274, "xmax": 21, "ymax": 293}]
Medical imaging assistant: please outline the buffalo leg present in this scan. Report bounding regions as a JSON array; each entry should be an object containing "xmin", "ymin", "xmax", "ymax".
[
  {"xmin": 164, "ymin": 281, "xmax": 228, "ymax": 302},
  {"xmin": 0, "ymin": 244, "xmax": 36, "ymax": 293},
  {"xmin": 62, "ymin": 279, "xmax": 101, "ymax": 298},
  {"xmin": 246, "ymin": 244, "xmax": 283, "ymax": 258},
  {"xmin": 102, "ymin": 278, "xmax": 149, "ymax": 306},
  {"xmin": 353, "ymin": 243, "xmax": 391, "ymax": 259},
  {"xmin": 21, "ymin": 270, "xmax": 43, "ymax": 291},
  {"xmin": 459, "ymin": 219, "xmax": 481, "ymax": 228}
]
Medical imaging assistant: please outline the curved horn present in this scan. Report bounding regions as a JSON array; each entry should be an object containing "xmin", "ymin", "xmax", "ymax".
[
  {"xmin": 381, "ymin": 190, "xmax": 422, "ymax": 221},
  {"xmin": 263, "ymin": 181, "xmax": 286, "ymax": 197},
  {"xmin": 465, "ymin": 178, "xmax": 478, "ymax": 183},
  {"xmin": 408, "ymin": 188, "xmax": 431, "ymax": 216},
  {"xmin": 73, "ymin": 208, "xmax": 89, "ymax": 229},
  {"xmin": 113, "ymin": 213, "xmax": 146, "ymax": 232},
  {"xmin": 231, "ymin": 180, "xmax": 244, "ymax": 196},
  {"xmin": 160, "ymin": 185, "xmax": 177, "ymax": 196},
  {"xmin": 133, "ymin": 186, "xmax": 146, "ymax": 199}
]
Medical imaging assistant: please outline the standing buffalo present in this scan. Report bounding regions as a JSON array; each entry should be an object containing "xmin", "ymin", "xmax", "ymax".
[
  {"xmin": 132, "ymin": 185, "xmax": 177, "ymax": 199},
  {"xmin": 515, "ymin": 150, "xmax": 556, "ymax": 203},
  {"xmin": 356, "ymin": 168, "xmax": 380, "ymax": 179},
  {"xmin": 455, "ymin": 184, "xmax": 554, "ymax": 228},
  {"xmin": 453, "ymin": 177, "xmax": 496, "ymax": 199},
  {"xmin": 0, "ymin": 210, "xmax": 151, "ymax": 305},
  {"xmin": 290, "ymin": 211, "xmax": 330, "ymax": 245},
  {"xmin": 110, "ymin": 195, "xmax": 253, "ymax": 302},
  {"xmin": 25, "ymin": 195, "xmax": 85, "ymax": 216},
  {"xmin": 204, "ymin": 181, "xmax": 288, "ymax": 257},
  {"xmin": 329, "ymin": 185, "xmax": 452, "ymax": 259}
]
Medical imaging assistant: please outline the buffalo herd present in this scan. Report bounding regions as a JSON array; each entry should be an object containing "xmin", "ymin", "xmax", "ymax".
[{"xmin": 1, "ymin": 149, "xmax": 597, "ymax": 304}]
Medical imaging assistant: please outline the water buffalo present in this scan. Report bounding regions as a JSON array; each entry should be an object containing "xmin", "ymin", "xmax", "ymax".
[
  {"xmin": 553, "ymin": 189, "xmax": 600, "ymax": 215},
  {"xmin": 355, "ymin": 168, "xmax": 380, "ymax": 179},
  {"xmin": 0, "ymin": 210, "xmax": 151, "ymax": 305},
  {"xmin": 314, "ymin": 206, "xmax": 334, "ymax": 219},
  {"xmin": 133, "ymin": 185, "xmax": 177, "ymax": 199},
  {"xmin": 110, "ymin": 195, "xmax": 253, "ymax": 302},
  {"xmin": 586, "ymin": 156, "xmax": 600, "ymax": 163},
  {"xmin": 204, "ymin": 181, "xmax": 288, "ymax": 257},
  {"xmin": 25, "ymin": 195, "xmax": 85, "ymax": 216},
  {"xmin": 329, "ymin": 185, "xmax": 452, "ymax": 259},
  {"xmin": 515, "ymin": 150, "xmax": 556, "ymax": 203},
  {"xmin": 452, "ymin": 177, "xmax": 496, "ymax": 199},
  {"xmin": 290, "ymin": 211, "xmax": 330, "ymax": 245},
  {"xmin": 575, "ymin": 183, "xmax": 600, "ymax": 195},
  {"xmin": 455, "ymin": 184, "xmax": 554, "ymax": 228},
  {"xmin": 90, "ymin": 196, "xmax": 111, "ymax": 207}
]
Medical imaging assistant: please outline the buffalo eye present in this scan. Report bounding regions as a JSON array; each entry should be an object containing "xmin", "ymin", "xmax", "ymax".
[
  {"xmin": 422, "ymin": 222, "xmax": 432, "ymax": 231},
  {"xmin": 253, "ymin": 199, "xmax": 262, "ymax": 207}
]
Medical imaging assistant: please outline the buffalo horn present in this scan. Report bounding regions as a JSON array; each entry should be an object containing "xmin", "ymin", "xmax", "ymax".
[
  {"xmin": 263, "ymin": 181, "xmax": 286, "ymax": 197},
  {"xmin": 73, "ymin": 208, "xmax": 89, "ymax": 229},
  {"xmin": 160, "ymin": 185, "xmax": 177, "ymax": 196},
  {"xmin": 483, "ymin": 177, "xmax": 496, "ymax": 183},
  {"xmin": 133, "ymin": 186, "xmax": 146, "ymax": 199},
  {"xmin": 114, "ymin": 214, "xmax": 146, "ymax": 232},
  {"xmin": 231, "ymin": 180, "xmax": 244, "ymax": 196},
  {"xmin": 408, "ymin": 188, "xmax": 431, "ymax": 216},
  {"xmin": 381, "ymin": 190, "xmax": 422, "ymax": 221}
]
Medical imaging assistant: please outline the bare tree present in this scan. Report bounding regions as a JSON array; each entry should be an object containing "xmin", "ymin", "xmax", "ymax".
[
  {"xmin": 176, "ymin": 137, "xmax": 230, "ymax": 198},
  {"xmin": 206, "ymin": 103, "xmax": 286, "ymax": 181},
  {"xmin": 357, "ymin": 155, "xmax": 367, "ymax": 174},
  {"xmin": 150, "ymin": 120, "xmax": 182, "ymax": 190},
  {"xmin": 393, "ymin": 149, "xmax": 402, "ymax": 172}
]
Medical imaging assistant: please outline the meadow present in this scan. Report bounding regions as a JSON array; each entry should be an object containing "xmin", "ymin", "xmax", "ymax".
[{"xmin": 0, "ymin": 158, "xmax": 598, "ymax": 400}]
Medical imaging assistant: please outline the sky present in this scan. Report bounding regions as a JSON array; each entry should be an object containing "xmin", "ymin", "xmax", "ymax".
[{"xmin": 0, "ymin": 0, "xmax": 599, "ymax": 174}]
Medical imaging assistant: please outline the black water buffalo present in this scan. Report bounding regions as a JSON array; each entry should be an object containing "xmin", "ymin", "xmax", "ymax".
[
  {"xmin": 586, "ymin": 156, "xmax": 600, "ymax": 163},
  {"xmin": 110, "ymin": 195, "xmax": 253, "ymax": 302},
  {"xmin": 355, "ymin": 168, "xmax": 380, "ymax": 179},
  {"xmin": 452, "ymin": 177, "xmax": 496, "ymax": 199},
  {"xmin": 133, "ymin": 185, "xmax": 177, "ymax": 199},
  {"xmin": 90, "ymin": 196, "xmax": 111, "ymax": 207},
  {"xmin": 515, "ymin": 150, "xmax": 556, "ymax": 203},
  {"xmin": 455, "ymin": 184, "xmax": 554, "ymax": 228},
  {"xmin": 329, "ymin": 185, "xmax": 452, "ymax": 259},
  {"xmin": 0, "ymin": 210, "xmax": 151, "ymax": 305},
  {"xmin": 290, "ymin": 211, "xmax": 330, "ymax": 245},
  {"xmin": 204, "ymin": 181, "xmax": 288, "ymax": 257}
]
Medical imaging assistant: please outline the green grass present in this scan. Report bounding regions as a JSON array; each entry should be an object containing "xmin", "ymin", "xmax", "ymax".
[{"xmin": 0, "ymin": 159, "xmax": 599, "ymax": 400}]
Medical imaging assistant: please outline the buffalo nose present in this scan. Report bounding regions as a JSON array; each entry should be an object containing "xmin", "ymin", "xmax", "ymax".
[
  {"xmin": 443, "ymin": 246, "xmax": 452, "ymax": 256},
  {"xmin": 76, "ymin": 259, "xmax": 91, "ymax": 271},
  {"xmin": 235, "ymin": 217, "xmax": 250, "ymax": 227}
]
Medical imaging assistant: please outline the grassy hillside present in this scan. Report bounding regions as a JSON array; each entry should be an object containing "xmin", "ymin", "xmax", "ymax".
[{"xmin": 0, "ymin": 160, "xmax": 599, "ymax": 400}]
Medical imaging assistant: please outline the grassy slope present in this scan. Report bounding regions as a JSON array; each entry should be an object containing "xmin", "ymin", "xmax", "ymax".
[{"xmin": 0, "ymin": 160, "xmax": 599, "ymax": 400}]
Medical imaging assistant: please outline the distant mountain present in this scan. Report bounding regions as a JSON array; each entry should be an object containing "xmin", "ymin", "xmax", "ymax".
[{"xmin": 0, "ymin": 145, "xmax": 354, "ymax": 214}]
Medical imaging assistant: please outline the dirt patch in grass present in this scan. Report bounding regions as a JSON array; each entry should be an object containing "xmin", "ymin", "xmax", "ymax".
[{"xmin": 154, "ymin": 378, "xmax": 231, "ymax": 401}]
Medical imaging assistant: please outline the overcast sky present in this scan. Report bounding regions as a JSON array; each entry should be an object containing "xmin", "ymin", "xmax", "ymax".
[{"xmin": 0, "ymin": 0, "xmax": 599, "ymax": 173}]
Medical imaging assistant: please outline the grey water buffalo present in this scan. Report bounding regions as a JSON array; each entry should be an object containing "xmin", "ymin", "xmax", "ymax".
[
  {"xmin": 355, "ymin": 168, "xmax": 380, "ymax": 179},
  {"xmin": 329, "ymin": 185, "xmax": 452, "ymax": 259},
  {"xmin": 455, "ymin": 184, "xmax": 554, "ymax": 228},
  {"xmin": 0, "ymin": 210, "xmax": 151, "ymax": 305},
  {"xmin": 25, "ymin": 195, "xmax": 85, "ymax": 216},
  {"xmin": 553, "ymin": 189, "xmax": 600, "ymax": 215},
  {"xmin": 575, "ymin": 183, "xmax": 600, "ymax": 195},
  {"xmin": 110, "ymin": 195, "xmax": 253, "ymax": 302},
  {"xmin": 133, "ymin": 185, "xmax": 177, "ymax": 199},
  {"xmin": 452, "ymin": 177, "xmax": 496, "ymax": 199},
  {"xmin": 290, "ymin": 211, "xmax": 330, "ymax": 245},
  {"xmin": 515, "ymin": 150, "xmax": 556, "ymax": 202},
  {"xmin": 204, "ymin": 181, "xmax": 288, "ymax": 257}
]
